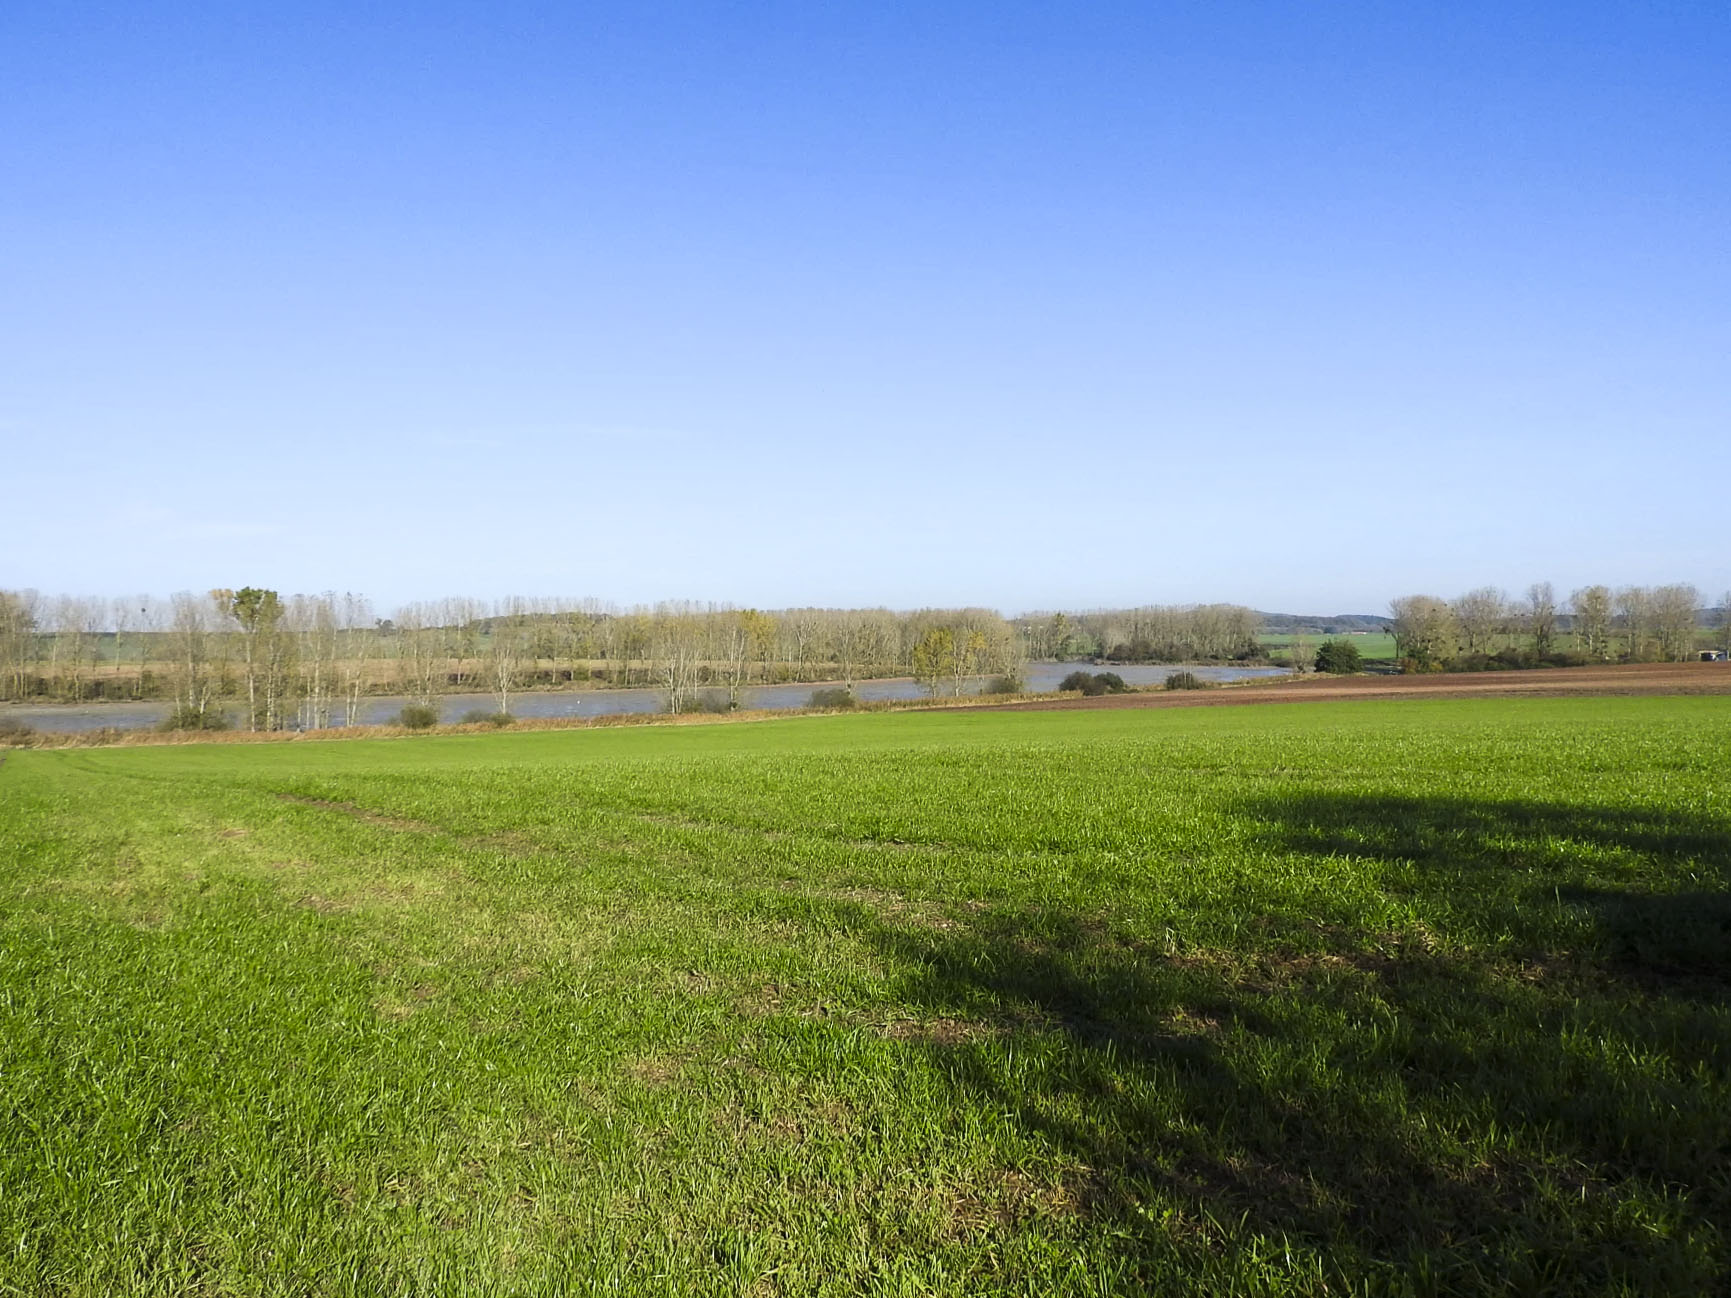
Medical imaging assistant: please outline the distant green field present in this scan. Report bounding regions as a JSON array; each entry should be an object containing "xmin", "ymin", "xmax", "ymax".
[
  {"xmin": 4, "ymin": 700, "xmax": 1729, "ymax": 1295},
  {"xmin": 1259, "ymin": 630, "xmax": 1399, "ymax": 660}
]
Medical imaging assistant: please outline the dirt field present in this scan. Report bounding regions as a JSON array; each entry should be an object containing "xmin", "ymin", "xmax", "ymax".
[{"xmin": 990, "ymin": 662, "xmax": 1731, "ymax": 712}]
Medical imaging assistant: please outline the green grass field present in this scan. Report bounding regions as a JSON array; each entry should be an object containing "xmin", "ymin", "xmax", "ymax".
[
  {"xmin": 3, "ymin": 699, "xmax": 1728, "ymax": 1296},
  {"xmin": 1259, "ymin": 632, "xmax": 1399, "ymax": 661}
]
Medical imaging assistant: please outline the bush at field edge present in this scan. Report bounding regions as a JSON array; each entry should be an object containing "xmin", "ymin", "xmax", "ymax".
[
  {"xmin": 159, "ymin": 706, "xmax": 231, "ymax": 732},
  {"xmin": 809, "ymin": 687, "xmax": 858, "ymax": 710},
  {"xmin": 1058, "ymin": 671, "xmax": 1131, "ymax": 696},
  {"xmin": 1314, "ymin": 640, "xmax": 1363, "ymax": 674}
]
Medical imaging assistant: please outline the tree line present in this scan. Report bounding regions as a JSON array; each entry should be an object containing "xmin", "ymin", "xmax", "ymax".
[
  {"xmin": 0, "ymin": 590, "xmax": 1025, "ymax": 728},
  {"xmin": 1389, "ymin": 582, "xmax": 1731, "ymax": 669},
  {"xmin": 7, "ymin": 584, "xmax": 1724, "ymax": 728},
  {"xmin": 1015, "ymin": 605, "xmax": 1263, "ymax": 663}
]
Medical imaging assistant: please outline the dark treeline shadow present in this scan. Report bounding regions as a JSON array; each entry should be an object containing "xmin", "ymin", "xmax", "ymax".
[{"xmin": 831, "ymin": 791, "xmax": 1731, "ymax": 1293}]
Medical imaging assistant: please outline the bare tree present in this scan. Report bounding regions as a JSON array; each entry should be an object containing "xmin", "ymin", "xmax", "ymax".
[
  {"xmin": 1069, "ymin": 603, "xmax": 1260, "ymax": 662},
  {"xmin": 445, "ymin": 598, "xmax": 483, "ymax": 688},
  {"xmin": 1720, "ymin": 591, "xmax": 1731, "ymax": 657},
  {"xmin": 1651, "ymin": 584, "xmax": 1700, "ymax": 662},
  {"xmin": 109, "ymin": 599, "xmax": 132, "ymax": 696},
  {"xmin": 911, "ymin": 627, "xmax": 953, "ymax": 698},
  {"xmin": 561, "ymin": 607, "xmax": 596, "ymax": 685},
  {"xmin": 293, "ymin": 594, "xmax": 340, "ymax": 729},
  {"xmin": 339, "ymin": 594, "xmax": 376, "ymax": 725},
  {"xmin": 227, "ymin": 588, "xmax": 288, "ymax": 730},
  {"xmin": 1452, "ymin": 587, "xmax": 1506, "ymax": 656},
  {"xmin": 80, "ymin": 599, "xmax": 107, "ymax": 697},
  {"xmin": 0, "ymin": 590, "xmax": 41, "ymax": 700},
  {"xmin": 654, "ymin": 604, "xmax": 705, "ymax": 713},
  {"xmin": 133, "ymin": 595, "xmax": 161, "ymax": 699},
  {"xmin": 168, "ymin": 591, "xmax": 218, "ymax": 724},
  {"xmin": 1389, "ymin": 595, "xmax": 1457, "ymax": 669},
  {"xmin": 1524, "ymin": 582, "xmax": 1557, "ymax": 656},
  {"xmin": 1613, "ymin": 587, "xmax": 1652, "ymax": 661},
  {"xmin": 958, "ymin": 629, "xmax": 990, "ymax": 694},
  {"xmin": 48, "ymin": 597, "xmax": 76, "ymax": 700},
  {"xmin": 393, "ymin": 603, "xmax": 443, "ymax": 705},
  {"xmin": 1570, "ymin": 585, "xmax": 1612, "ymax": 661},
  {"xmin": 488, "ymin": 598, "xmax": 528, "ymax": 715},
  {"xmin": 777, "ymin": 609, "xmax": 826, "ymax": 683},
  {"xmin": 617, "ymin": 611, "xmax": 651, "ymax": 687},
  {"xmin": 858, "ymin": 609, "xmax": 900, "ymax": 681},
  {"xmin": 831, "ymin": 609, "xmax": 867, "ymax": 693},
  {"xmin": 718, "ymin": 608, "xmax": 772, "ymax": 709}
]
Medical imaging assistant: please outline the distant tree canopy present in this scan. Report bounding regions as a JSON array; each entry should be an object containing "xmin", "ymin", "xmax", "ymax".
[{"xmin": 1019, "ymin": 604, "xmax": 1262, "ymax": 663}]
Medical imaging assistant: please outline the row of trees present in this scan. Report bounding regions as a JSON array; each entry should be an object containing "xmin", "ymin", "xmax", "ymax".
[
  {"xmin": 1390, "ymin": 583, "xmax": 1728, "ymax": 669},
  {"xmin": 7, "ymin": 582, "xmax": 1725, "ymax": 724},
  {"xmin": 0, "ymin": 590, "xmax": 1025, "ymax": 726},
  {"xmin": 385, "ymin": 601, "xmax": 1023, "ymax": 715},
  {"xmin": 1015, "ymin": 605, "xmax": 1263, "ymax": 663}
]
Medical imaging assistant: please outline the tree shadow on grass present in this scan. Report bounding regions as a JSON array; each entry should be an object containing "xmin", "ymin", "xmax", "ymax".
[
  {"xmin": 1244, "ymin": 790, "xmax": 1731, "ymax": 986},
  {"xmin": 845, "ymin": 792, "xmax": 1731, "ymax": 1293}
]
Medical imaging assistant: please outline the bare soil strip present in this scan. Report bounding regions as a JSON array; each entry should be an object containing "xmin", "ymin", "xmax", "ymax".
[{"xmin": 984, "ymin": 662, "xmax": 1731, "ymax": 713}]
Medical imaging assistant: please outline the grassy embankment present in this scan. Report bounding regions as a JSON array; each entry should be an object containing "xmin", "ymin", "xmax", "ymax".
[{"xmin": 2, "ymin": 698, "xmax": 1728, "ymax": 1295}]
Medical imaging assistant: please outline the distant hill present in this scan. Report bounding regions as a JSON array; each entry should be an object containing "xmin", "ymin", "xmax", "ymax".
[{"xmin": 1257, "ymin": 612, "xmax": 1393, "ymax": 635}]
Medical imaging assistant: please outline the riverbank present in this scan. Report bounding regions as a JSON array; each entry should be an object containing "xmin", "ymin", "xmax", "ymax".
[
  {"xmin": 2, "ymin": 663, "xmax": 1291, "ymax": 735},
  {"xmin": 0, "ymin": 690, "xmax": 1052, "ymax": 749}
]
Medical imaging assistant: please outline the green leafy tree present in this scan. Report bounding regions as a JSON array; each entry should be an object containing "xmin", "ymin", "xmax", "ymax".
[
  {"xmin": 1314, "ymin": 639, "xmax": 1363, "ymax": 675},
  {"xmin": 229, "ymin": 587, "xmax": 286, "ymax": 730}
]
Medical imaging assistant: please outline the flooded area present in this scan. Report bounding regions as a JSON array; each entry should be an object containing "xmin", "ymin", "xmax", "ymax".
[{"xmin": 6, "ymin": 662, "xmax": 1290, "ymax": 734}]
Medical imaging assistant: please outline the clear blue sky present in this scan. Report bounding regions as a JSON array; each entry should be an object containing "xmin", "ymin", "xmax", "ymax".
[{"xmin": 5, "ymin": 2, "xmax": 1727, "ymax": 615}]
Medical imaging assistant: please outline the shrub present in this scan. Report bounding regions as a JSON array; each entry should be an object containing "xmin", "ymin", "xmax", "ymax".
[
  {"xmin": 809, "ymin": 687, "xmax": 857, "ymax": 710},
  {"xmin": 1164, "ymin": 671, "xmax": 1207, "ymax": 691},
  {"xmin": 665, "ymin": 691, "xmax": 730, "ymax": 715},
  {"xmin": 159, "ymin": 706, "xmax": 230, "ymax": 732},
  {"xmin": 1313, "ymin": 640, "xmax": 1363, "ymax": 675},
  {"xmin": 982, "ymin": 674, "xmax": 1023, "ymax": 695},
  {"xmin": 397, "ymin": 704, "xmax": 439, "ymax": 730},
  {"xmin": 1058, "ymin": 671, "xmax": 1132, "ymax": 697},
  {"xmin": 1446, "ymin": 648, "xmax": 1592, "ymax": 674},
  {"xmin": 460, "ymin": 709, "xmax": 514, "ymax": 727},
  {"xmin": 0, "ymin": 717, "xmax": 35, "ymax": 743}
]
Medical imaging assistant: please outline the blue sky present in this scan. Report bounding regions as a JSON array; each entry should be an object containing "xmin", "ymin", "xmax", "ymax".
[{"xmin": 5, "ymin": 2, "xmax": 1727, "ymax": 614}]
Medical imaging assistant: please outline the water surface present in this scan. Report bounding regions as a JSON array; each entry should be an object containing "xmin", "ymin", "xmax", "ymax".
[{"xmin": 6, "ymin": 662, "xmax": 1290, "ymax": 734}]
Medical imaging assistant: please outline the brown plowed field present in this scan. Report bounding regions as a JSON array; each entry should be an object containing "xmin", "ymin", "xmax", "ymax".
[{"xmin": 989, "ymin": 662, "xmax": 1731, "ymax": 713}]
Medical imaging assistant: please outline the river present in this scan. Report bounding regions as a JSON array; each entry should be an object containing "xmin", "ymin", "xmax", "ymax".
[{"xmin": 4, "ymin": 662, "xmax": 1290, "ymax": 734}]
